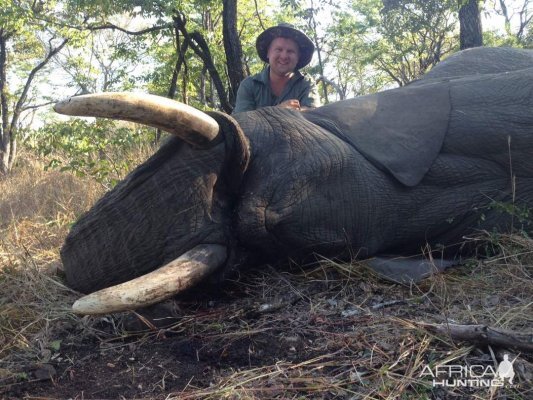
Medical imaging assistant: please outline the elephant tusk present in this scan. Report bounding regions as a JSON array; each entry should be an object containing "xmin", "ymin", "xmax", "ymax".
[
  {"xmin": 71, "ymin": 244, "xmax": 227, "ymax": 315},
  {"xmin": 54, "ymin": 92, "xmax": 220, "ymax": 148}
]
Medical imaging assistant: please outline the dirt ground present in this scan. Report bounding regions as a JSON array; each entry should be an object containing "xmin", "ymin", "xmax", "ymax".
[{"xmin": 1, "ymin": 255, "xmax": 532, "ymax": 400}]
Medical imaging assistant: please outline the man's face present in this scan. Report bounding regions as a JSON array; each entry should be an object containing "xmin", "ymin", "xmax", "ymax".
[{"xmin": 267, "ymin": 37, "xmax": 300, "ymax": 77}]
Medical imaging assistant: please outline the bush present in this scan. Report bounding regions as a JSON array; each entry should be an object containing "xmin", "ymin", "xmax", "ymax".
[{"xmin": 28, "ymin": 119, "xmax": 156, "ymax": 189}]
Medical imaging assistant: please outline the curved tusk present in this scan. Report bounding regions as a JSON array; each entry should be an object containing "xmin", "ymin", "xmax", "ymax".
[
  {"xmin": 54, "ymin": 92, "xmax": 220, "ymax": 148},
  {"xmin": 72, "ymin": 244, "xmax": 227, "ymax": 315}
]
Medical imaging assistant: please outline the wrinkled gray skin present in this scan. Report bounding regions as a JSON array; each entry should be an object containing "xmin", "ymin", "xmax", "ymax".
[{"xmin": 62, "ymin": 47, "xmax": 533, "ymax": 294}]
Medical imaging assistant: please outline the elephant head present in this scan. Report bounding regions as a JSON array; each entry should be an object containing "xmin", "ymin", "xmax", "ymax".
[
  {"xmin": 56, "ymin": 47, "xmax": 533, "ymax": 315},
  {"xmin": 55, "ymin": 93, "xmax": 250, "ymax": 314}
]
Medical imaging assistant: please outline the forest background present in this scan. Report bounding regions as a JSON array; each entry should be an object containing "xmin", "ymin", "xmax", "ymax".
[{"xmin": 0, "ymin": 0, "xmax": 531, "ymax": 182}]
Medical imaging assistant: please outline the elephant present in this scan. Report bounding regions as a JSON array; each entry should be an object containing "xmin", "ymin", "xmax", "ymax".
[{"xmin": 54, "ymin": 47, "xmax": 533, "ymax": 315}]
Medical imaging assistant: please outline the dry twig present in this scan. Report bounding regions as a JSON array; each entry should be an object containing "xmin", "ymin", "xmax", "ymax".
[{"xmin": 414, "ymin": 321, "xmax": 533, "ymax": 353}]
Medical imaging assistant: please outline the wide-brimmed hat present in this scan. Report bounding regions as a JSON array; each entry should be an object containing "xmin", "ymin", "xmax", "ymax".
[{"xmin": 256, "ymin": 23, "xmax": 315, "ymax": 70}]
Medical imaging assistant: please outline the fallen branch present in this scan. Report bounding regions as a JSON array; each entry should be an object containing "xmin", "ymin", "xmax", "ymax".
[{"xmin": 415, "ymin": 322, "xmax": 533, "ymax": 353}]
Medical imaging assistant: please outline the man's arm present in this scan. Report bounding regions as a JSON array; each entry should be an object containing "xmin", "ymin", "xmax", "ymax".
[{"xmin": 232, "ymin": 78, "xmax": 257, "ymax": 114}]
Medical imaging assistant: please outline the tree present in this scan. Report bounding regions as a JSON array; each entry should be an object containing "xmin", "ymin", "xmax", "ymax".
[
  {"xmin": 299, "ymin": 0, "xmax": 334, "ymax": 104},
  {"xmin": 459, "ymin": 0, "xmax": 483, "ymax": 49},
  {"xmin": 350, "ymin": 0, "xmax": 458, "ymax": 86},
  {"xmin": 55, "ymin": 19, "xmax": 152, "ymax": 95},
  {"xmin": 0, "ymin": 1, "xmax": 69, "ymax": 175},
  {"xmin": 1, "ymin": 0, "xmax": 176, "ymax": 173},
  {"xmin": 223, "ymin": 0, "xmax": 246, "ymax": 104},
  {"xmin": 490, "ymin": 0, "xmax": 532, "ymax": 45},
  {"xmin": 171, "ymin": 11, "xmax": 234, "ymax": 112},
  {"xmin": 143, "ymin": 0, "xmax": 282, "ymax": 112},
  {"xmin": 325, "ymin": 9, "xmax": 391, "ymax": 99},
  {"xmin": 10, "ymin": 0, "xmax": 528, "ymax": 180}
]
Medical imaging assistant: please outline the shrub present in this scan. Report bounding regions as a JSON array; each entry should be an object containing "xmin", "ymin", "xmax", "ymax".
[{"xmin": 28, "ymin": 119, "xmax": 155, "ymax": 189}]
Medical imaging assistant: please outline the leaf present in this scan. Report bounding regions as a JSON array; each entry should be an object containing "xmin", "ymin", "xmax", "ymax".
[{"xmin": 49, "ymin": 339, "xmax": 62, "ymax": 351}]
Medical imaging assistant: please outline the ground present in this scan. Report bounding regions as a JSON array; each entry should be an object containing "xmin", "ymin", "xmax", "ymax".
[{"xmin": 2, "ymin": 256, "xmax": 532, "ymax": 399}]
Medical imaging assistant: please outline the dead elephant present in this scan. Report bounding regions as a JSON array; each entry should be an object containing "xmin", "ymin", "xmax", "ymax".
[{"xmin": 55, "ymin": 47, "xmax": 533, "ymax": 315}]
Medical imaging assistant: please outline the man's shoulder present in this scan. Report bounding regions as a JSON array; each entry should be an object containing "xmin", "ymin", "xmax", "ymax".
[
  {"xmin": 240, "ymin": 72, "xmax": 267, "ymax": 88},
  {"xmin": 251, "ymin": 69, "xmax": 269, "ymax": 83}
]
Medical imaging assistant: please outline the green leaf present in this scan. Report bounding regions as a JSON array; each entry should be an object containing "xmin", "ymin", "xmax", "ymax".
[{"xmin": 49, "ymin": 340, "xmax": 62, "ymax": 351}]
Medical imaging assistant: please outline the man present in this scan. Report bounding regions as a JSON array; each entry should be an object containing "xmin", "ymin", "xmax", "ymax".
[{"xmin": 233, "ymin": 23, "xmax": 320, "ymax": 113}]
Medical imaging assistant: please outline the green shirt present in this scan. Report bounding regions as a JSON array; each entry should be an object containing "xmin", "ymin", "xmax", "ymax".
[{"xmin": 232, "ymin": 67, "xmax": 320, "ymax": 113}]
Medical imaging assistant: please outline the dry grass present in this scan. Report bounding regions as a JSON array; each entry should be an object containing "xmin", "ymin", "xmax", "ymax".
[
  {"xmin": 0, "ymin": 153, "xmax": 103, "ymax": 374},
  {"xmin": 0, "ymin": 153, "xmax": 102, "ymax": 229},
  {"xmin": 0, "ymin": 151, "xmax": 531, "ymax": 399}
]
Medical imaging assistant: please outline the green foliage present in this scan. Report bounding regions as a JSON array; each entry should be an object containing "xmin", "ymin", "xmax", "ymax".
[
  {"xmin": 0, "ymin": 0, "xmax": 32, "ymax": 33},
  {"xmin": 49, "ymin": 340, "xmax": 62, "ymax": 351},
  {"xmin": 143, "ymin": 0, "xmax": 285, "ymax": 107},
  {"xmin": 326, "ymin": 8, "xmax": 391, "ymax": 98},
  {"xmin": 489, "ymin": 200, "xmax": 532, "ymax": 229},
  {"xmin": 484, "ymin": 0, "xmax": 533, "ymax": 48},
  {"xmin": 2, "ymin": 0, "xmax": 530, "ymax": 176},
  {"xmin": 349, "ymin": 0, "xmax": 459, "ymax": 85},
  {"xmin": 28, "ymin": 119, "xmax": 154, "ymax": 188},
  {"xmin": 238, "ymin": 0, "xmax": 285, "ymax": 74}
]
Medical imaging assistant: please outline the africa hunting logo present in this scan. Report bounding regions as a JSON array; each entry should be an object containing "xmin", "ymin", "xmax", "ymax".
[{"xmin": 420, "ymin": 354, "xmax": 515, "ymax": 388}]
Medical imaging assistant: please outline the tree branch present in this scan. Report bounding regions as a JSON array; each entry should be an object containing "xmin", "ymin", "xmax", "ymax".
[
  {"xmin": 173, "ymin": 12, "xmax": 232, "ymax": 113},
  {"xmin": 33, "ymin": 12, "xmax": 172, "ymax": 37},
  {"xmin": 416, "ymin": 322, "xmax": 533, "ymax": 353},
  {"xmin": 317, "ymin": 76, "xmax": 345, "ymax": 100},
  {"xmin": 85, "ymin": 22, "xmax": 172, "ymax": 36},
  {"xmin": 22, "ymin": 100, "xmax": 57, "ymax": 111},
  {"xmin": 254, "ymin": 0, "xmax": 267, "ymax": 31},
  {"xmin": 10, "ymin": 37, "xmax": 69, "ymax": 134}
]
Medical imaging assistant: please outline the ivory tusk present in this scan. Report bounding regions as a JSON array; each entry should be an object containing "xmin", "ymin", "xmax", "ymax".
[
  {"xmin": 72, "ymin": 244, "xmax": 227, "ymax": 315},
  {"xmin": 54, "ymin": 92, "xmax": 220, "ymax": 148}
]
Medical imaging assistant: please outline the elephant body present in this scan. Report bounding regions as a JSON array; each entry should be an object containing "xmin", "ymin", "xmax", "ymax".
[
  {"xmin": 234, "ymin": 51, "xmax": 533, "ymax": 256},
  {"xmin": 61, "ymin": 47, "xmax": 533, "ymax": 297}
]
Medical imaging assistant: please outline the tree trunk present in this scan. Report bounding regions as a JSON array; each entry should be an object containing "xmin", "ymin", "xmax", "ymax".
[
  {"xmin": 222, "ymin": 0, "xmax": 246, "ymax": 106},
  {"xmin": 173, "ymin": 13, "xmax": 232, "ymax": 113},
  {"xmin": 8, "ymin": 136, "xmax": 16, "ymax": 171},
  {"xmin": 200, "ymin": 66, "xmax": 207, "ymax": 106},
  {"xmin": 182, "ymin": 59, "xmax": 189, "ymax": 105},
  {"xmin": 0, "ymin": 32, "xmax": 10, "ymax": 175},
  {"xmin": 168, "ymin": 30, "xmax": 189, "ymax": 100},
  {"xmin": 307, "ymin": 1, "xmax": 328, "ymax": 104},
  {"xmin": 155, "ymin": 30, "xmax": 189, "ymax": 143},
  {"xmin": 0, "ymin": 31, "xmax": 67, "ymax": 175},
  {"xmin": 318, "ymin": 76, "xmax": 345, "ymax": 101},
  {"xmin": 459, "ymin": 0, "xmax": 483, "ymax": 50}
]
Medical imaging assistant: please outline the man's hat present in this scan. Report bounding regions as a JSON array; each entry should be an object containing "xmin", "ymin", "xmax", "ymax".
[{"xmin": 256, "ymin": 23, "xmax": 315, "ymax": 70}]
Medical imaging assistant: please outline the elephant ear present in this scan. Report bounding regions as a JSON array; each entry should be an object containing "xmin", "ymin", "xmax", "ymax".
[{"xmin": 304, "ymin": 83, "xmax": 450, "ymax": 186}]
